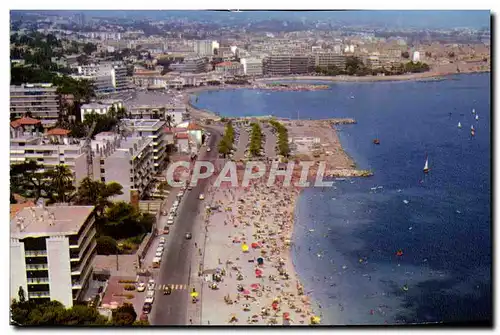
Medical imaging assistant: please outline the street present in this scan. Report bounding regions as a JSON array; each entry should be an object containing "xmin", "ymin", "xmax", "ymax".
[{"xmin": 149, "ymin": 127, "xmax": 221, "ymax": 325}]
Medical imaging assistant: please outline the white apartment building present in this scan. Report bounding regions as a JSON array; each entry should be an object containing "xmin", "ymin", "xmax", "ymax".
[
  {"xmin": 121, "ymin": 119, "xmax": 168, "ymax": 173},
  {"xmin": 10, "ymin": 84, "xmax": 61, "ymax": 124},
  {"xmin": 80, "ymin": 103, "xmax": 113, "ymax": 121},
  {"xmin": 102, "ymin": 137, "xmax": 154, "ymax": 203},
  {"xmin": 194, "ymin": 40, "xmax": 216, "ymax": 56},
  {"xmin": 240, "ymin": 58, "xmax": 264, "ymax": 76},
  {"xmin": 11, "ymin": 205, "xmax": 97, "ymax": 307},
  {"xmin": 10, "ymin": 121, "xmax": 89, "ymax": 185},
  {"xmin": 76, "ymin": 62, "xmax": 130, "ymax": 94}
]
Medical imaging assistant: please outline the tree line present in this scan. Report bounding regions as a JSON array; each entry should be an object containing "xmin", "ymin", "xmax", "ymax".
[
  {"xmin": 10, "ymin": 162, "xmax": 154, "ymax": 255},
  {"xmin": 11, "ymin": 287, "xmax": 148, "ymax": 326},
  {"xmin": 218, "ymin": 121, "xmax": 235, "ymax": 158},
  {"xmin": 268, "ymin": 120, "xmax": 290, "ymax": 157},
  {"xmin": 248, "ymin": 122, "xmax": 263, "ymax": 157}
]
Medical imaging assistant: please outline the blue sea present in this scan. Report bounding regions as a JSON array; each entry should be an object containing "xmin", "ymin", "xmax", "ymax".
[{"xmin": 191, "ymin": 73, "xmax": 491, "ymax": 325}]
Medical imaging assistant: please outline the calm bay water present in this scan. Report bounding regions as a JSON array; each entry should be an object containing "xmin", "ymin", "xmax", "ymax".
[{"xmin": 191, "ymin": 73, "xmax": 491, "ymax": 324}]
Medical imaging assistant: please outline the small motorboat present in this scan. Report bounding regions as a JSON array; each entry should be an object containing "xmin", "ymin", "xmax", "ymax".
[
  {"xmin": 373, "ymin": 139, "xmax": 380, "ymax": 145},
  {"xmin": 458, "ymin": 122, "xmax": 462, "ymax": 128}
]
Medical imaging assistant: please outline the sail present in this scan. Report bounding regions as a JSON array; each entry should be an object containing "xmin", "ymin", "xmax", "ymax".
[
  {"xmin": 424, "ymin": 158, "xmax": 429, "ymax": 171},
  {"xmin": 471, "ymin": 125, "xmax": 475, "ymax": 130},
  {"xmin": 476, "ymin": 115, "xmax": 479, "ymax": 120},
  {"xmin": 458, "ymin": 122, "xmax": 462, "ymax": 128},
  {"xmin": 472, "ymin": 108, "xmax": 476, "ymax": 114}
]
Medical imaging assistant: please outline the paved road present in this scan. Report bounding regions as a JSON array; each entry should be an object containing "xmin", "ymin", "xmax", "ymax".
[
  {"xmin": 150, "ymin": 127, "xmax": 221, "ymax": 325},
  {"xmin": 233, "ymin": 127, "xmax": 249, "ymax": 160},
  {"xmin": 262, "ymin": 125, "xmax": 277, "ymax": 159}
]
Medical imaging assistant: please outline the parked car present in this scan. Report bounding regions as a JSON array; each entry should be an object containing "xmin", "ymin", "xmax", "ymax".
[
  {"xmin": 185, "ymin": 232, "xmax": 192, "ymax": 240},
  {"xmin": 207, "ymin": 147, "xmax": 211, "ymax": 152},
  {"xmin": 137, "ymin": 282, "xmax": 146, "ymax": 292},
  {"xmin": 147, "ymin": 279, "xmax": 155, "ymax": 291},
  {"xmin": 199, "ymin": 193, "xmax": 205, "ymax": 200},
  {"xmin": 156, "ymin": 246, "xmax": 164, "ymax": 252},
  {"xmin": 152, "ymin": 257, "xmax": 161, "ymax": 268},
  {"xmin": 167, "ymin": 219, "xmax": 174, "ymax": 225},
  {"xmin": 145, "ymin": 295, "xmax": 154, "ymax": 304},
  {"xmin": 159, "ymin": 237, "xmax": 166, "ymax": 243},
  {"xmin": 155, "ymin": 251, "xmax": 163, "ymax": 258},
  {"xmin": 142, "ymin": 303, "xmax": 152, "ymax": 314},
  {"xmin": 163, "ymin": 226, "xmax": 170, "ymax": 234}
]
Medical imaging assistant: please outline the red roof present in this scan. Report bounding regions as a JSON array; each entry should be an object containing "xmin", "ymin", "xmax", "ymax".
[
  {"xmin": 10, "ymin": 117, "xmax": 41, "ymax": 128},
  {"xmin": 187, "ymin": 122, "xmax": 203, "ymax": 131},
  {"xmin": 175, "ymin": 133, "xmax": 189, "ymax": 139},
  {"xmin": 47, "ymin": 128, "xmax": 71, "ymax": 136}
]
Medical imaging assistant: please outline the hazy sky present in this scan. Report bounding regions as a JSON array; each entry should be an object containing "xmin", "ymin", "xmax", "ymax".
[{"xmin": 12, "ymin": 10, "xmax": 491, "ymax": 29}]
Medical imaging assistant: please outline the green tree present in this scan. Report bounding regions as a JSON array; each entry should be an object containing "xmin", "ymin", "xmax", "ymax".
[
  {"xmin": 10, "ymin": 160, "xmax": 51, "ymax": 201},
  {"xmin": 96, "ymin": 235, "xmax": 118, "ymax": 255},
  {"xmin": 18, "ymin": 286, "xmax": 26, "ymax": 303},
  {"xmin": 45, "ymin": 165, "xmax": 75, "ymax": 203},
  {"xmin": 75, "ymin": 178, "xmax": 123, "ymax": 215},
  {"xmin": 165, "ymin": 114, "xmax": 173, "ymax": 130},
  {"xmin": 112, "ymin": 303, "xmax": 137, "ymax": 326},
  {"xmin": 83, "ymin": 43, "xmax": 97, "ymax": 55},
  {"xmin": 401, "ymin": 51, "xmax": 410, "ymax": 59}
]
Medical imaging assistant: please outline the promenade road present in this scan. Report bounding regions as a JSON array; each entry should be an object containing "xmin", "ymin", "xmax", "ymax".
[{"xmin": 150, "ymin": 128, "xmax": 221, "ymax": 325}]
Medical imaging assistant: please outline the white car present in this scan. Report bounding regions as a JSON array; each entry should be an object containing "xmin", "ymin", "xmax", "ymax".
[
  {"xmin": 173, "ymin": 200, "xmax": 179, "ymax": 207},
  {"xmin": 147, "ymin": 280, "xmax": 155, "ymax": 291},
  {"xmin": 199, "ymin": 193, "xmax": 205, "ymax": 200},
  {"xmin": 207, "ymin": 147, "xmax": 211, "ymax": 152},
  {"xmin": 145, "ymin": 294, "xmax": 154, "ymax": 304},
  {"xmin": 137, "ymin": 282, "xmax": 146, "ymax": 292},
  {"xmin": 146, "ymin": 290, "xmax": 155, "ymax": 298},
  {"xmin": 159, "ymin": 237, "xmax": 166, "ymax": 243},
  {"xmin": 167, "ymin": 219, "xmax": 174, "ymax": 225},
  {"xmin": 156, "ymin": 246, "xmax": 164, "ymax": 253},
  {"xmin": 155, "ymin": 251, "xmax": 163, "ymax": 258},
  {"xmin": 167, "ymin": 214, "xmax": 175, "ymax": 221}
]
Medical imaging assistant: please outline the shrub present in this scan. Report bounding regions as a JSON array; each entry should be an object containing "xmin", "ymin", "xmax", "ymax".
[{"xmin": 124, "ymin": 285, "xmax": 136, "ymax": 291}]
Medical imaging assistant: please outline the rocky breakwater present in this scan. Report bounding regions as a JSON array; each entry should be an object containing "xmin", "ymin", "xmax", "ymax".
[{"xmin": 257, "ymin": 83, "xmax": 330, "ymax": 92}]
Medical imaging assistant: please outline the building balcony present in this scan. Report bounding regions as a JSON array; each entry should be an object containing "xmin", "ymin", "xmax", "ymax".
[
  {"xmin": 72, "ymin": 281, "xmax": 82, "ymax": 289},
  {"xmin": 26, "ymin": 263, "xmax": 48, "ymax": 271},
  {"xmin": 25, "ymin": 250, "xmax": 47, "ymax": 257},
  {"xmin": 27, "ymin": 277, "xmax": 49, "ymax": 284},
  {"xmin": 28, "ymin": 291, "xmax": 50, "ymax": 299}
]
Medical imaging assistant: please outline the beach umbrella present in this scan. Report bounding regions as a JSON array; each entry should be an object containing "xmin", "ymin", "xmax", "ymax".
[
  {"xmin": 242, "ymin": 289, "xmax": 251, "ymax": 295},
  {"xmin": 241, "ymin": 244, "xmax": 249, "ymax": 252},
  {"xmin": 251, "ymin": 242, "xmax": 260, "ymax": 249},
  {"xmin": 255, "ymin": 269, "xmax": 263, "ymax": 277},
  {"xmin": 396, "ymin": 249, "xmax": 404, "ymax": 257},
  {"xmin": 272, "ymin": 301, "xmax": 279, "ymax": 310},
  {"xmin": 250, "ymin": 283, "xmax": 260, "ymax": 290},
  {"xmin": 257, "ymin": 257, "xmax": 264, "ymax": 265},
  {"xmin": 310, "ymin": 316, "xmax": 321, "ymax": 324},
  {"xmin": 283, "ymin": 312, "xmax": 290, "ymax": 320},
  {"xmin": 190, "ymin": 291, "xmax": 199, "ymax": 298}
]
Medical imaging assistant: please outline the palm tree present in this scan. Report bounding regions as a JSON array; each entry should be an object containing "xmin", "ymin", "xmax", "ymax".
[
  {"xmin": 75, "ymin": 178, "xmax": 123, "ymax": 216},
  {"xmin": 165, "ymin": 114, "xmax": 173, "ymax": 130},
  {"xmin": 45, "ymin": 165, "xmax": 75, "ymax": 203}
]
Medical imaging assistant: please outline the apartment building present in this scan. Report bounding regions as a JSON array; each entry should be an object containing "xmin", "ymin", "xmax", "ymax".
[
  {"xmin": 80, "ymin": 102, "xmax": 114, "ymax": 121},
  {"xmin": 121, "ymin": 119, "xmax": 168, "ymax": 173},
  {"xmin": 75, "ymin": 62, "xmax": 130, "ymax": 94},
  {"xmin": 169, "ymin": 57, "xmax": 207, "ymax": 73},
  {"xmin": 194, "ymin": 40, "xmax": 216, "ymax": 56},
  {"xmin": 264, "ymin": 55, "xmax": 313, "ymax": 75},
  {"xmin": 102, "ymin": 136, "xmax": 154, "ymax": 202},
  {"xmin": 126, "ymin": 91, "xmax": 188, "ymax": 123},
  {"xmin": 10, "ymin": 84, "xmax": 61, "ymax": 125},
  {"xmin": 313, "ymin": 53, "xmax": 347, "ymax": 69},
  {"xmin": 214, "ymin": 61, "xmax": 244, "ymax": 76},
  {"xmin": 10, "ymin": 119, "xmax": 88, "ymax": 184},
  {"xmin": 10, "ymin": 205, "xmax": 97, "ymax": 307},
  {"xmin": 240, "ymin": 58, "xmax": 263, "ymax": 76}
]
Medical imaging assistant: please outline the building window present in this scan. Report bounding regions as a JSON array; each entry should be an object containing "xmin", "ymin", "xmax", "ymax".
[
  {"xmin": 101, "ymin": 177, "xmax": 105, "ymax": 182},
  {"xmin": 100, "ymin": 169, "xmax": 105, "ymax": 173}
]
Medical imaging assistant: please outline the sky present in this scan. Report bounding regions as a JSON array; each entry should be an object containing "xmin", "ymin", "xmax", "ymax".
[{"xmin": 12, "ymin": 10, "xmax": 491, "ymax": 29}]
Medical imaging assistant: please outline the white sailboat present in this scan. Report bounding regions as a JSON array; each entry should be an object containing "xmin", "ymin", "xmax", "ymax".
[
  {"xmin": 471, "ymin": 125, "xmax": 475, "ymax": 131},
  {"xmin": 458, "ymin": 122, "xmax": 462, "ymax": 128},
  {"xmin": 472, "ymin": 108, "xmax": 476, "ymax": 114},
  {"xmin": 423, "ymin": 156, "xmax": 429, "ymax": 174},
  {"xmin": 475, "ymin": 114, "xmax": 479, "ymax": 120}
]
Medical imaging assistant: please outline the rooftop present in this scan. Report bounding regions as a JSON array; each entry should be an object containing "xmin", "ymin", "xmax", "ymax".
[
  {"xmin": 47, "ymin": 128, "xmax": 71, "ymax": 136},
  {"xmin": 11, "ymin": 117, "xmax": 42, "ymax": 128},
  {"xmin": 122, "ymin": 119, "xmax": 165, "ymax": 130},
  {"xmin": 11, "ymin": 206, "xmax": 95, "ymax": 239}
]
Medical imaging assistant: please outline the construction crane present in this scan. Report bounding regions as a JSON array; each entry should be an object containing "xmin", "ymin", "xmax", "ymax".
[{"xmin": 84, "ymin": 121, "xmax": 97, "ymax": 179}]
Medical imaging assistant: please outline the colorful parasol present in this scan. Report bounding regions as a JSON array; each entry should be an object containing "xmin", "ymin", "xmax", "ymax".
[{"xmin": 190, "ymin": 291, "xmax": 199, "ymax": 298}]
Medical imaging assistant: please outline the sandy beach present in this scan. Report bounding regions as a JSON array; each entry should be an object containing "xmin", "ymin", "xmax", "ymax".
[{"xmin": 197, "ymin": 170, "xmax": 322, "ymax": 325}]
